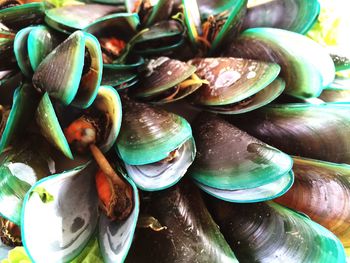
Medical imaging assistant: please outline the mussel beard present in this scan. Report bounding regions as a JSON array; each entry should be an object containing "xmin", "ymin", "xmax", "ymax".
[
  {"xmin": 124, "ymin": 138, "xmax": 195, "ymax": 191},
  {"xmin": 201, "ymin": 12, "xmax": 228, "ymax": 44}
]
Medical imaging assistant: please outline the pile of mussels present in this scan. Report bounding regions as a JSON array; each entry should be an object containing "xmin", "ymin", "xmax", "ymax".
[{"xmin": 0, "ymin": 0, "xmax": 350, "ymax": 262}]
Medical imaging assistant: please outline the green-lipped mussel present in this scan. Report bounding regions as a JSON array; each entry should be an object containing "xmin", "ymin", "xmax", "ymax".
[
  {"xmin": 206, "ymin": 199, "xmax": 346, "ymax": 263},
  {"xmin": 190, "ymin": 114, "xmax": 293, "ymax": 202},
  {"xmin": 116, "ymin": 97, "xmax": 196, "ymax": 191},
  {"xmin": 275, "ymin": 156, "xmax": 350, "ymax": 254}
]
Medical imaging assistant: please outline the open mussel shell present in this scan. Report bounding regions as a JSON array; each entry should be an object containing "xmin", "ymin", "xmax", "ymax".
[
  {"xmin": 0, "ymin": 2, "xmax": 44, "ymax": 31},
  {"xmin": 0, "ymin": 136, "xmax": 53, "ymax": 226},
  {"xmin": 0, "ymin": 83, "xmax": 39, "ymax": 152},
  {"xmin": 21, "ymin": 163, "xmax": 99, "ymax": 262},
  {"xmin": 133, "ymin": 57, "xmax": 201, "ymax": 104},
  {"xmin": 126, "ymin": 180, "xmax": 238, "ymax": 263},
  {"xmin": 183, "ymin": 0, "xmax": 247, "ymax": 53},
  {"xmin": 44, "ymin": 4, "xmax": 121, "ymax": 34},
  {"xmin": 207, "ymin": 200, "xmax": 346, "ymax": 262},
  {"xmin": 133, "ymin": 20, "xmax": 184, "ymax": 56},
  {"xmin": 190, "ymin": 114, "xmax": 293, "ymax": 202},
  {"xmin": 275, "ymin": 156, "xmax": 350, "ymax": 252},
  {"xmin": 21, "ymin": 163, "xmax": 139, "ymax": 263},
  {"xmin": 229, "ymin": 103, "xmax": 350, "ymax": 164},
  {"xmin": 244, "ymin": 0, "xmax": 320, "ymax": 34},
  {"xmin": 14, "ymin": 25, "xmax": 60, "ymax": 77},
  {"xmin": 116, "ymin": 98, "xmax": 195, "ymax": 190},
  {"xmin": 224, "ymin": 27, "xmax": 335, "ymax": 99},
  {"xmin": 32, "ymin": 30, "xmax": 102, "ymax": 108},
  {"xmin": 35, "ymin": 86, "xmax": 122, "ymax": 158},
  {"xmin": 188, "ymin": 57, "xmax": 284, "ymax": 113}
]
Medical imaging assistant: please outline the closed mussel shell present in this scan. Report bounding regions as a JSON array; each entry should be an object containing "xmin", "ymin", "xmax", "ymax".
[
  {"xmin": 32, "ymin": 30, "xmax": 102, "ymax": 108},
  {"xmin": 275, "ymin": 156, "xmax": 350, "ymax": 252},
  {"xmin": 206, "ymin": 199, "xmax": 346, "ymax": 263},
  {"xmin": 116, "ymin": 98, "xmax": 195, "ymax": 190},
  {"xmin": 224, "ymin": 27, "xmax": 335, "ymax": 99},
  {"xmin": 190, "ymin": 114, "xmax": 293, "ymax": 202},
  {"xmin": 244, "ymin": 0, "xmax": 320, "ymax": 34},
  {"xmin": 229, "ymin": 103, "xmax": 350, "ymax": 164},
  {"xmin": 126, "ymin": 180, "xmax": 238, "ymax": 263},
  {"xmin": 188, "ymin": 57, "xmax": 284, "ymax": 113}
]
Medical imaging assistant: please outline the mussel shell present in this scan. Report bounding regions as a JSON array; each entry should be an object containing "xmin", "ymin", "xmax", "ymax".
[
  {"xmin": 0, "ymin": 70, "xmax": 21, "ymax": 106},
  {"xmin": 32, "ymin": 30, "xmax": 102, "ymax": 108},
  {"xmin": 188, "ymin": 57, "xmax": 281, "ymax": 106},
  {"xmin": 275, "ymin": 156, "xmax": 350, "ymax": 250},
  {"xmin": 0, "ymin": 83, "xmax": 39, "ymax": 152},
  {"xmin": 14, "ymin": 25, "xmax": 60, "ymax": 77},
  {"xmin": 205, "ymin": 77, "xmax": 285, "ymax": 114},
  {"xmin": 116, "ymin": 98, "xmax": 193, "ymax": 165},
  {"xmin": 125, "ymin": 180, "xmax": 238, "ymax": 263},
  {"xmin": 134, "ymin": 57, "xmax": 196, "ymax": 99},
  {"xmin": 93, "ymin": 86, "xmax": 122, "ymax": 153},
  {"xmin": 196, "ymin": 170, "xmax": 293, "ymax": 203},
  {"xmin": 190, "ymin": 114, "xmax": 293, "ymax": 202},
  {"xmin": 0, "ymin": 2, "xmax": 44, "ymax": 31},
  {"xmin": 45, "ymin": 4, "xmax": 121, "ymax": 34},
  {"xmin": 243, "ymin": 0, "xmax": 320, "ymax": 34},
  {"xmin": 124, "ymin": 137, "xmax": 196, "ymax": 191},
  {"xmin": 35, "ymin": 93, "xmax": 73, "ymax": 159},
  {"xmin": 228, "ymin": 103, "xmax": 350, "ymax": 164},
  {"xmin": 22, "ymin": 163, "xmax": 139, "ymax": 263},
  {"xmin": 83, "ymin": 13, "xmax": 139, "ymax": 41},
  {"xmin": 206, "ymin": 200, "xmax": 346, "ymax": 262},
  {"xmin": 133, "ymin": 20, "xmax": 184, "ymax": 55},
  {"xmin": 0, "ymin": 137, "xmax": 53, "ymax": 225},
  {"xmin": 224, "ymin": 28, "xmax": 335, "ymax": 98},
  {"xmin": 21, "ymin": 164, "xmax": 100, "ymax": 262}
]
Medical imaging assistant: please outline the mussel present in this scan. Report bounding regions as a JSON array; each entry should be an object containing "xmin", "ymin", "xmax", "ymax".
[
  {"xmin": 188, "ymin": 57, "xmax": 285, "ymax": 113},
  {"xmin": 21, "ymin": 162, "xmax": 139, "ymax": 262},
  {"xmin": 275, "ymin": 156, "xmax": 350, "ymax": 253},
  {"xmin": 182, "ymin": 0, "xmax": 247, "ymax": 53},
  {"xmin": 228, "ymin": 103, "xmax": 350, "ymax": 164},
  {"xmin": 32, "ymin": 30, "xmax": 102, "ymax": 108},
  {"xmin": 223, "ymin": 27, "xmax": 335, "ymax": 98},
  {"xmin": 243, "ymin": 0, "xmax": 320, "ymax": 34},
  {"xmin": 132, "ymin": 57, "xmax": 206, "ymax": 104},
  {"xmin": 116, "ymin": 97, "xmax": 196, "ymax": 190},
  {"xmin": 190, "ymin": 114, "xmax": 293, "ymax": 202},
  {"xmin": 206, "ymin": 199, "xmax": 346, "ymax": 262},
  {"xmin": 126, "ymin": 180, "xmax": 238, "ymax": 263}
]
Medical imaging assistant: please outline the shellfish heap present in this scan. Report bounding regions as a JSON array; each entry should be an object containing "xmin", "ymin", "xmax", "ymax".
[{"xmin": 0, "ymin": 0, "xmax": 349, "ymax": 262}]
